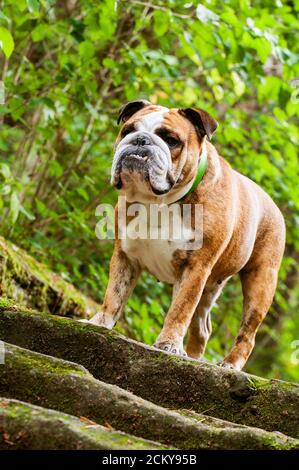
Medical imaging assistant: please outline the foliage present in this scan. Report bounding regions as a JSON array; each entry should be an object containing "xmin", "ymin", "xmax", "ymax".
[{"xmin": 0, "ymin": 0, "xmax": 298, "ymax": 381}]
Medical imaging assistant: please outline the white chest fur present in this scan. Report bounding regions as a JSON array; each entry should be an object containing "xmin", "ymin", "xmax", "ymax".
[
  {"xmin": 122, "ymin": 236, "xmax": 177, "ymax": 284},
  {"xmin": 120, "ymin": 204, "xmax": 196, "ymax": 284}
]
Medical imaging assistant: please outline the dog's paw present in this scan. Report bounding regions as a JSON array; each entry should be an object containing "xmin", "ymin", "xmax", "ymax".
[
  {"xmin": 154, "ymin": 341, "xmax": 187, "ymax": 357},
  {"xmin": 218, "ymin": 360, "xmax": 234, "ymax": 368},
  {"xmin": 218, "ymin": 360, "xmax": 239, "ymax": 370},
  {"xmin": 78, "ymin": 312, "xmax": 114, "ymax": 329}
]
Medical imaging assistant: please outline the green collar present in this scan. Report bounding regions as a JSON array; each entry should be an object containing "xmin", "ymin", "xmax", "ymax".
[{"xmin": 177, "ymin": 143, "xmax": 208, "ymax": 202}]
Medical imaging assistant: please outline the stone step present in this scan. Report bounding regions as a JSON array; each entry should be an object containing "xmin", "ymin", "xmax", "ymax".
[
  {"xmin": 0, "ymin": 308, "xmax": 298, "ymax": 439},
  {"xmin": 0, "ymin": 341, "xmax": 298, "ymax": 449},
  {"xmin": 0, "ymin": 398, "xmax": 167, "ymax": 450}
]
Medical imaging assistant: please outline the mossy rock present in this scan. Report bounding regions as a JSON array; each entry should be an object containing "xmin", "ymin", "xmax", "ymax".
[
  {"xmin": 0, "ymin": 236, "xmax": 100, "ymax": 317},
  {"xmin": 1, "ymin": 342, "xmax": 298, "ymax": 450},
  {"xmin": 0, "ymin": 309, "xmax": 299, "ymax": 441},
  {"xmin": 0, "ymin": 398, "xmax": 166, "ymax": 450}
]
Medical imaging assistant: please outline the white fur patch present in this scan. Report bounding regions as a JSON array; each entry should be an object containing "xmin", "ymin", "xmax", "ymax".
[
  {"xmin": 121, "ymin": 203, "xmax": 195, "ymax": 284},
  {"xmin": 137, "ymin": 108, "xmax": 169, "ymax": 133},
  {"xmin": 122, "ymin": 236, "xmax": 176, "ymax": 284}
]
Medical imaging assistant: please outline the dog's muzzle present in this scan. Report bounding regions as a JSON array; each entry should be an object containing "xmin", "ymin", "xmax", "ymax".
[{"xmin": 111, "ymin": 131, "xmax": 175, "ymax": 195}]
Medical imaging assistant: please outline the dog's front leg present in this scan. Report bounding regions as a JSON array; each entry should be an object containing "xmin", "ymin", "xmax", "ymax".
[
  {"xmin": 87, "ymin": 244, "xmax": 140, "ymax": 328},
  {"xmin": 154, "ymin": 266, "xmax": 211, "ymax": 356}
]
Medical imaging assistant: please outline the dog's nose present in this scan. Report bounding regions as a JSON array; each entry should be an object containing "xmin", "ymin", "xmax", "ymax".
[{"xmin": 133, "ymin": 135, "xmax": 151, "ymax": 146}]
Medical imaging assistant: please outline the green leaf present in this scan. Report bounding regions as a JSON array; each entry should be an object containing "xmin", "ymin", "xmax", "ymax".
[
  {"xmin": 212, "ymin": 84, "xmax": 224, "ymax": 101},
  {"xmin": 0, "ymin": 163, "xmax": 11, "ymax": 179},
  {"xmin": 0, "ymin": 184, "xmax": 11, "ymax": 196},
  {"xmin": 231, "ymin": 71, "xmax": 245, "ymax": 97},
  {"xmin": 183, "ymin": 87, "xmax": 197, "ymax": 105},
  {"xmin": 31, "ymin": 23, "xmax": 48, "ymax": 42},
  {"xmin": 26, "ymin": 0, "xmax": 40, "ymax": 13},
  {"xmin": 19, "ymin": 205, "xmax": 35, "ymax": 221},
  {"xmin": 153, "ymin": 10, "xmax": 169, "ymax": 37},
  {"xmin": 220, "ymin": 7, "xmax": 239, "ymax": 27},
  {"xmin": 257, "ymin": 76, "xmax": 281, "ymax": 103},
  {"xmin": 79, "ymin": 41, "xmax": 95, "ymax": 60},
  {"xmin": 0, "ymin": 26, "xmax": 14, "ymax": 58},
  {"xmin": 76, "ymin": 187, "xmax": 89, "ymax": 201},
  {"xmin": 254, "ymin": 37, "xmax": 272, "ymax": 63},
  {"xmin": 15, "ymin": 0, "xmax": 28, "ymax": 11},
  {"xmin": 102, "ymin": 57, "xmax": 115, "ymax": 69},
  {"xmin": 179, "ymin": 32, "xmax": 201, "ymax": 66},
  {"xmin": 10, "ymin": 192, "xmax": 20, "ymax": 223},
  {"xmin": 196, "ymin": 4, "xmax": 219, "ymax": 24},
  {"xmin": 48, "ymin": 160, "xmax": 63, "ymax": 178},
  {"xmin": 35, "ymin": 198, "xmax": 47, "ymax": 215},
  {"xmin": 273, "ymin": 107, "xmax": 287, "ymax": 121},
  {"xmin": 0, "ymin": 11, "xmax": 10, "ymax": 24}
]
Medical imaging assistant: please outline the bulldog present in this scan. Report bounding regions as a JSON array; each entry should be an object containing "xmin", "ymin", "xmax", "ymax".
[{"xmin": 88, "ymin": 99, "xmax": 285, "ymax": 371}]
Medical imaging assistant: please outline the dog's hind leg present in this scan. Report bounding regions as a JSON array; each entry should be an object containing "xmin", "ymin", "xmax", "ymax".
[
  {"xmin": 186, "ymin": 280, "xmax": 226, "ymax": 359},
  {"xmin": 221, "ymin": 264, "xmax": 280, "ymax": 370}
]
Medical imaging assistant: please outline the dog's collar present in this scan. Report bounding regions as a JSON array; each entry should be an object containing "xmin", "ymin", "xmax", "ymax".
[{"xmin": 176, "ymin": 143, "xmax": 208, "ymax": 203}]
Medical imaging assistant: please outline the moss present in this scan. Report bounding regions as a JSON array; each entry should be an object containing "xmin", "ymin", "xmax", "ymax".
[
  {"xmin": 0, "ymin": 298, "xmax": 37, "ymax": 315},
  {"xmin": 0, "ymin": 236, "xmax": 100, "ymax": 318},
  {"xmin": 0, "ymin": 398, "xmax": 168, "ymax": 450},
  {"xmin": 263, "ymin": 433, "xmax": 299, "ymax": 450},
  {"xmin": 2, "ymin": 343, "xmax": 299, "ymax": 450},
  {"xmin": 7, "ymin": 344, "xmax": 90, "ymax": 378},
  {"xmin": 1, "ymin": 309, "xmax": 299, "ymax": 440},
  {"xmin": 0, "ymin": 297, "xmax": 15, "ymax": 310},
  {"xmin": 247, "ymin": 375, "xmax": 271, "ymax": 391}
]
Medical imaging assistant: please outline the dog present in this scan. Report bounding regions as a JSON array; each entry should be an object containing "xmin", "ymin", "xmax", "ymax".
[{"xmin": 87, "ymin": 99, "xmax": 285, "ymax": 370}]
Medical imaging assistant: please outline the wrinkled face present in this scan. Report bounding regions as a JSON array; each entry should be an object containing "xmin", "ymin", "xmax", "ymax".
[{"xmin": 111, "ymin": 102, "xmax": 217, "ymax": 203}]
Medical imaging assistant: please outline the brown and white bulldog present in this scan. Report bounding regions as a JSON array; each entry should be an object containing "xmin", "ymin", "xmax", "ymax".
[{"xmin": 88, "ymin": 99, "xmax": 285, "ymax": 371}]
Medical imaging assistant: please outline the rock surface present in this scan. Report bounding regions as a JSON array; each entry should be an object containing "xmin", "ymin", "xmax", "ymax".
[
  {"xmin": 0, "ymin": 236, "xmax": 99, "ymax": 317},
  {"xmin": 0, "ymin": 398, "xmax": 166, "ymax": 450},
  {"xmin": 0, "ymin": 306, "xmax": 299, "ymax": 449}
]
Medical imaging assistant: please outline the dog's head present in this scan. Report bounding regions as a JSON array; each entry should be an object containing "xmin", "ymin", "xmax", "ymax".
[{"xmin": 111, "ymin": 100, "xmax": 218, "ymax": 203}]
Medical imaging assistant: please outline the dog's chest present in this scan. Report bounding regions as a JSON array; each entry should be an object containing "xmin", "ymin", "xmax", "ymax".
[
  {"xmin": 122, "ymin": 236, "xmax": 177, "ymax": 283},
  {"xmin": 120, "ymin": 208, "xmax": 188, "ymax": 284}
]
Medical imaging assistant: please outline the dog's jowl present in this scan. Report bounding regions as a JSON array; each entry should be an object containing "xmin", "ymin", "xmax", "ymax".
[{"xmin": 88, "ymin": 100, "xmax": 285, "ymax": 371}]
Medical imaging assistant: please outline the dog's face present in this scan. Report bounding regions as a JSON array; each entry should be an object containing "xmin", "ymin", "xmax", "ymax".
[{"xmin": 111, "ymin": 100, "xmax": 218, "ymax": 203}]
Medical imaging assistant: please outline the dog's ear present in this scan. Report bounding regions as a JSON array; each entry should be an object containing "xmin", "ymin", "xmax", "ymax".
[
  {"xmin": 117, "ymin": 99, "xmax": 151, "ymax": 125},
  {"xmin": 178, "ymin": 108, "xmax": 218, "ymax": 140}
]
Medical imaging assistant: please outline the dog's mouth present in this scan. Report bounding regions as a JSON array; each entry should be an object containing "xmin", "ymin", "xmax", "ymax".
[
  {"xmin": 115, "ymin": 175, "xmax": 173, "ymax": 196},
  {"xmin": 122, "ymin": 153, "xmax": 151, "ymax": 164},
  {"xmin": 113, "ymin": 152, "xmax": 150, "ymax": 190},
  {"xmin": 111, "ymin": 145, "xmax": 176, "ymax": 197},
  {"xmin": 129, "ymin": 153, "xmax": 150, "ymax": 162}
]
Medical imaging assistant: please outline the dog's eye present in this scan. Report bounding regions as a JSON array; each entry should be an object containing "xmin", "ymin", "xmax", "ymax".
[{"xmin": 164, "ymin": 136, "xmax": 180, "ymax": 148}]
